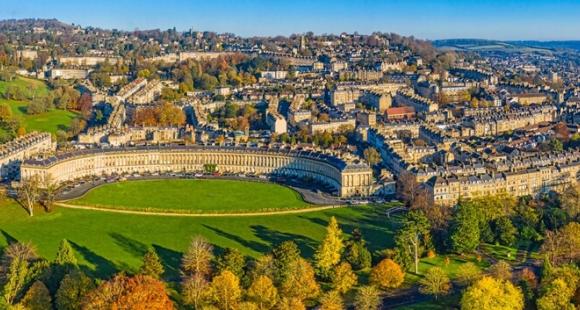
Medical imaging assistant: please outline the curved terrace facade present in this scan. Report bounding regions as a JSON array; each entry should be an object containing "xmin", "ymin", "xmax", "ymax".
[{"xmin": 21, "ymin": 145, "xmax": 374, "ymax": 198}]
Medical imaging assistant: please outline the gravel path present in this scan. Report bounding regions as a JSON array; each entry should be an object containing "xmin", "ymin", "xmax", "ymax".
[{"xmin": 54, "ymin": 202, "xmax": 345, "ymax": 217}]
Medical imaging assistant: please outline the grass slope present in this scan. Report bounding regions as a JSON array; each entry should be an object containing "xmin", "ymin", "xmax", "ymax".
[
  {"xmin": 68, "ymin": 179, "xmax": 310, "ymax": 213},
  {"xmin": 0, "ymin": 200, "xmax": 400, "ymax": 279},
  {"xmin": 0, "ymin": 77, "xmax": 78, "ymax": 134}
]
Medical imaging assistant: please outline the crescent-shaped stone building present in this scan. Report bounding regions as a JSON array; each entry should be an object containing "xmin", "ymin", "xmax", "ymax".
[{"xmin": 20, "ymin": 145, "xmax": 374, "ymax": 198}]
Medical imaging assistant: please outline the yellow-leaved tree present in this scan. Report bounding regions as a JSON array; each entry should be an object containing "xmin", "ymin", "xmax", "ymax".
[
  {"xmin": 461, "ymin": 276, "xmax": 523, "ymax": 310},
  {"xmin": 209, "ymin": 270, "xmax": 242, "ymax": 310},
  {"xmin": 314, "ymin": 216, "xmax": 344, "ymax": 278},
  {"xmin": 370, "ymin": 258, "xmax": 405, "ymax": 289}
]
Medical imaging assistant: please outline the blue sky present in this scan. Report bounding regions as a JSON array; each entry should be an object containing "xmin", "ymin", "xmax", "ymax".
[{"xmin": 2, "ymin": 0, "xmax": 579, "ymax": 40}]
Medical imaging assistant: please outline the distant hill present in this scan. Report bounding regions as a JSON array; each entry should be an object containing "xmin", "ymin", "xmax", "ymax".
[{"xmin": 433, "ymin": 39, "xmax": 580, "ymax": 53}]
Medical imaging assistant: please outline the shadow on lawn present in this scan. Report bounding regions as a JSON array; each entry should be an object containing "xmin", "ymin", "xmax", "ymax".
[
  {"xmin": 110, "ymin": 233, "xmax": 148, "ymax": 258},
  {"xmin": 153, "ymin": 244, "xmax": 183, "ymax": 281},
  {"xmin": 70, "ymin": 241, "xmax": 117, "ymax": 278},
  {"xmin": 298, "ymin": 207, "xmax": 400, "ymax": 254},
  {"xmin": 0, "ymin": 229, "xmax": 19, "ymax": 246},
  {"xmin": 202, "ymin": 224, "xmax": 270, "ymax": 254},
  {"xmin": 250, "ymin": 225, "xmax": 317, "ymax": 257}
]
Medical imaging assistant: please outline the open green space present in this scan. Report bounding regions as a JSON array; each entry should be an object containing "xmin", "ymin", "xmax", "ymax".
[
  {"xmin": 0, "ymin": 77, "xmax": 78, "ymax": 134},
  {"xmin": 0, "ymin": 199, "xmax": 401, "ymax": 279},
  {"xmin": 68, "ymin": 179, "xmax": 311, "ymax": 213}
]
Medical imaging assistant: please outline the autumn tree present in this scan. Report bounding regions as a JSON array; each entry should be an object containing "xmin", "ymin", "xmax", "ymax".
[
  {"xmin": 330, "ymin": 262, "xmax": 357, "ymax": 294},
  {"xmin": 272, "ymin": 241, "xmax": 300, "ymax": 285},
  {"xmin": 318, "ymin": 290, "xmax": 344, "ymax": 310},
  {"xmin": 280, "ymin": 258, "xmax": 320, "ymax": 302},
  {"xmin": 247, "ymin": 275, "xmax": 278, "ymax": 310},
  {"xmin": 559, "ymin": 184, "xmax": 579, "ymax": 219},
  {"xmin": 19, "ymin": 281, "xmax": 51, "ymax": 310},
  {"xmin": 139, "ymin": 247, "xmax": 164, "ymax": 279},
  {"xmin": 540, "ymin": 222, "xmax": 580, "ymax": 265},
  {"xmin": 17, "ymin": 175, "xmax": 41, "ymax": 216},
  {"xmin": 314, "ymin": 216, "xmax": 344, "ymax": 278},
  {"xmin": 489, "ymin": 260, "xmax": 513, "ymax": 282},
  {"xmin": 536, "ymin": 265, "xmax": 579, "ymax": 310},
  {"xmin": 460, "ymin": 276, "xmax": 523, "ymax": 310},
  {"xmin": 363, "ymin": 147, "xmax": 381, "ymax": 166},
  {"xmin": 370, "ymin": 258, "xmax": 405, "ymax": 290},
  {"xmin": 56, "ymin": 269, "xmax": 95, "ymax": 310},
  {"xmin": 456, "ymin": 262, "xmax": 482, "ymax": 286},
  {"xmin": 182, "ymin": 236, "xmax": 214, "ymax": 277},
  {"xmin": 537, "ymin": 278, "xmax": 576, "ymax": 310},
  {"xmin": 216, "ymin": 248, "xmax": 246, "ymax": 279},
  {"xmin": 419, "ymin": 267, "xmax": 451, "ymax": 300},
  {"xmin": 156, "ymin": 102, "xmax": 186, "ymax": 126},
  {"xmin": 354, "ymin": 285, "xmax": 381, "ymax": 310},
  {"xmin": 181, "ymin": 273, "xmax": 210, "ymax": 310},
  {"xmin": 247, "ymin": 254, "xmax": 275, "ymax": 283},
  {"xmin": 84, "ymin": 274, "xmax": 174, "ymax": 310},
  {"xmin": 209, "ymin": 270, "xmax": 242, "ymax": 310},
  {"xmin": 276, "ymin": 297, "xmax": 305, "ymax": 310},
  {"xmin": 40, "ymin": 174, "xmax": 58, "ymax": 212}
]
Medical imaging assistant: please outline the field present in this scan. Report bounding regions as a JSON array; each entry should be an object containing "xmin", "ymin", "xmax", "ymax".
[
  {"xmin": 0, "ymin": 77, "xmax": 78, "ymax": 134},
  {"xmin": 68, "ymin": 179, "xmax": 311, "ymax": 213},
  {"xmin": 0, "ymin": 198, "xmax": 401, "ymax": 279}
]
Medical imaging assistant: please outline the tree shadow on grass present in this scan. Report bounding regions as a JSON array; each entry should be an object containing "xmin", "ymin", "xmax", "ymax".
[
  {"xmin": 0, "ymin": 229, "xmax": 18, "ymax": 245},
  {"xmin": 109, "ymin": 233, "xmax": 148, "ymax": 258},
  {"xmin": 297, "ymin": 207, "xmax": 399, "ymax": 254},
  {"xmin": 202, "ymin": 224, "xmax": 270, "ymax": 254},
  {"xmin": 69, "ymin": 241, "xmax": 117, "ymax": 279},
  {"xmin": 250, "ymin": 225, "xmax": 317, "ymax": 258},
  {"xmin": 152, "ymin": 244, "xmax": 183, "ymax": 282}
]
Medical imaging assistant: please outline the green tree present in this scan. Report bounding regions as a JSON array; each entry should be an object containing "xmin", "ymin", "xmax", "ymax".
[
  {"xmin": 493, "ymin": 217, "xmax": 517, "ymax": 246},
  {"xmin": 344, "ymin": 229, "xmax": 372, "ymax": 270},
  {"xmin": 56, "ymin": 269, "xmax": 95, "ymax": 310},
  {"xmin": 54, "ymin": 239, "xmax": 77, "ymax": 267},
  {"xmin": 314, "ymin": 216, "xmax": 344, "ymax": 278},
  {"xmin": 451, "ymin": 204, "xmax": 481, "ymax": 253},
  {"xmin": 19, "ymin": 281, "xmax": 51, "ymax": 310},
  {"xmin": 216, "ymin": 248, "xmax": 246, "ymax": 279},
  {"xmin": 272, "ymin": 241, "xmax": 300, "ymax": 285},
  {"xmin": 419, "ymin": 267, "xmax": 451, "ymax": 300},
  {"xmin": 395, "ymin": 210, "xmax": 431, "ymax": 273},
  {"xmin": 139, "ymin": 248, "xmax": 164, "ymax": 279}
]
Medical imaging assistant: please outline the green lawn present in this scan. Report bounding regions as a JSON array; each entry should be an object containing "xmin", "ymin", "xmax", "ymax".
[
  {"xmin": 0, "ymin": 200, "xmax": 400, "ymax": 279},
  {"xmin": 68, "ymin": 179, "xmax": 311, "ymax": 213},
  {"xmin": 0, "ymin": 77, "xmax": 78, "ymax": 134}
]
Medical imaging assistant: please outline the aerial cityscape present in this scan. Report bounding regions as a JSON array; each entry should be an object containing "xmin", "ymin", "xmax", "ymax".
[{"xmin": 0, "ymin": 1, "xmax": 579, "ymax": 309}]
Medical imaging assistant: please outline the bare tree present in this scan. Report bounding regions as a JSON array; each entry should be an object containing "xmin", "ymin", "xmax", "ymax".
[
  {"xmin": 17, "ymin": 175, "xmax": 41, "ymax": 216},
  {"xmin": 397, "ymin": 172, "xmax": 421, "ymax": 207},
  {"xmin": 41, "ymin": 174, "xmax": 58, "ymax": 212}
]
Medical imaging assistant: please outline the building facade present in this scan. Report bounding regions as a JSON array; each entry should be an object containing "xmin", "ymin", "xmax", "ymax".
[{"xmin": 21, "ymin": 146, "xmax": 373, "ymax": 197}]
